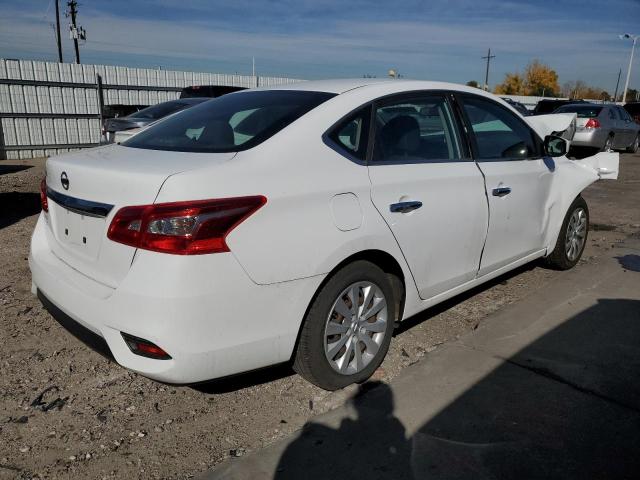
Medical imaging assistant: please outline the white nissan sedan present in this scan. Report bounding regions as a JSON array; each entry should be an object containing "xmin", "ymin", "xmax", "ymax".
[{"xmin": 30, "ymin": 79, "xmax": 618, "ymax": 390}]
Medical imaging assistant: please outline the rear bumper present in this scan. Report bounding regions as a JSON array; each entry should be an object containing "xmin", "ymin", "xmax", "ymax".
[
  {"xmin": 29, "ymin": 213, "xmax": 324, "ymax": 384},
  {"xmin": 571, "ymin": 129, "xmax": 608, "ymax": 148}
]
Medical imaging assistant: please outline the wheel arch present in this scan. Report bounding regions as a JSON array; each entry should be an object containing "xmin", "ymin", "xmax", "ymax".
[{"xmin": 288, "ymin": 248, "xmax": 408, "ymax": 362}]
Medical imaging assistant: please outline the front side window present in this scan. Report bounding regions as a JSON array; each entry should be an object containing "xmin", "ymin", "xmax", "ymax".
[
  {"xmin": 372, "ymin": 95, "xmax": 462, "ymax": 163},
  {"xmin": 462, "ymin": 95, "xmax": 538, "ymax": 160},
  {"xmin": 124, "ymin": 90, "xmax": 335, "ymax": 153}
]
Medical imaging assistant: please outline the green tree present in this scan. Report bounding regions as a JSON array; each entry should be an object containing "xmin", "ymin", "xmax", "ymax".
[{"xmin": 466, "ymin": 80, "xmax": 479, "ymax": 88}]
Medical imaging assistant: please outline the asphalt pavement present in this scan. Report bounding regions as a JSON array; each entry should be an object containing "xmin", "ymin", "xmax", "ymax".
[{"xmin": 200, "ymin": 235, "xmax": 640, "ymax": 480}]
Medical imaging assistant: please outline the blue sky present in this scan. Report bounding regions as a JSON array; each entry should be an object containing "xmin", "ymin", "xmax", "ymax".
[{"xmin": 0, "ymin": 0, "xmax": 638, "ymax": 91}]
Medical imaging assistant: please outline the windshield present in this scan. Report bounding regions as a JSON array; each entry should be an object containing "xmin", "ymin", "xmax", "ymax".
[
  {"xmin": 123, "ymin": 90, "xmax": 336, "ymax": 153},
  {"xmin": 127, "ymin": 100, "xmax": 196, "ymax": 120},
  {"xmin": 554, "ymin": 105, "xmax": 603, "ymax": 118}
]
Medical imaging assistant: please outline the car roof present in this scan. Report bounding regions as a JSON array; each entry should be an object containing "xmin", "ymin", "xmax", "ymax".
[{"xmin": 257, "ymin": 78, "xmax": 503, "ymax": 95}]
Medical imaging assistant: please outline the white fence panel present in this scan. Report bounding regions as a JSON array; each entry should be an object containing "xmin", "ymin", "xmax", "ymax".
[
  {"xmin": 0, "ymin": 84, "xmax": 11, "ymax": 112},
  {"xmin": 36, "ymin": 86, "xmax": 52, "ymax": 113},
  {"xmin": 19, "ymin": 60, "xmax": 35, "ymax": 80},
  {"xmin": 9, "ymin": 85, "xmax": 25, "ymax": 113},
  {"xmin": 2, "ymin": 58, "xmax": 299, "ymax": 158},
  {"xmin": 66, "ymin": 119, "xmax": 80, "ymax": 144},
  {"xmin": 23, "ymin": 85, "xmax": 38, "ymax": 112},
  {"xmin": 41, "ymin": 118, "xmax": 56, "ymax": 144}
]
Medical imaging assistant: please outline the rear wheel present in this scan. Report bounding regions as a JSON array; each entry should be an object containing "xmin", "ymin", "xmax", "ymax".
[
  {"xmin": 602, "ymin": 134, "xmax": 614, "ymax": 152},
  {"xmin": 293, "ymin": 261, "xmax": 397, "ymax": 390},
  {"xmin": 545, "ymin": 196, "xmax": 589, "ymax": 270},
  {"xmin": 627, "ymin": 135, "xmax": 639, "ymax": 153}
]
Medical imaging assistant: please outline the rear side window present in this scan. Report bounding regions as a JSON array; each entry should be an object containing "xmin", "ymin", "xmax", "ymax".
[
  {"xmin": 461, "ymin": 95, "xmax": 538, "ymax": 160},
  {"xmin": 372, "ymin": 95, "xmax": 462, "ymax": 163},
  {"xmin": 327, "ymin": 106, "xmax": 371, "ymax": 161},
  {"xmin": 124, "ymin": 90, "xmax": 335, "ymax": 153},
  {"xmin": 617, "ymin": 107, "xmax": 632, "ymax": 121},
  {"xmin": 128, "ymin": 101, "xmax": 192, "ymax": 120},
  {"xmin": 555, "ymin": 105, "xmax": 603, "ymax": 118}
]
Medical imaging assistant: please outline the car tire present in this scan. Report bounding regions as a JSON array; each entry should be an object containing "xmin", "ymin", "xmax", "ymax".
[
  {"xmin": 602, "ymin": 134, "xmax": 614, "ymax": 152},
  {"xmin": 544, "ymin": 196, "xmax": 589, "ymax": 270},
  {"xmin": 293, "ymin": 260, "xmax": 397, "ymax": 390},
  {"xmin": 627, "ymin": 135, "xmax": 639, "ymax": 153}
]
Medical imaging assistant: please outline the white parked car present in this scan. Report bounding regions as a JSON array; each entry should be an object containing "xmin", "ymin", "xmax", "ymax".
[{"xmin": 30, "ymin": 80, "xmax": 618, "ymax": 390}]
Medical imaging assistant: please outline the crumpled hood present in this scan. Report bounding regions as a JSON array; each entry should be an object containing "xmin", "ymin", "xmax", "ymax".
[{"xmin": 526, "ymin": 113, "xmax": 577, "ymax": 140}]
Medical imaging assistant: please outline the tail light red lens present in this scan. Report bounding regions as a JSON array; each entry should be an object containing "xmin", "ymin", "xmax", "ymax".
[
  {"xmin": 121, "ymin": 332, "xmax": 171, "ymax": 360},
  {"xmin": 40, "ymin": 178, "xmax": 49, "ymax": 212},
  {"xmin": 584, "ymin": 118, "xmax": 601, "ymax": 129},
  {"xmin": 107, "ymin": 196, "xmax": 266, "ymax": 255}
]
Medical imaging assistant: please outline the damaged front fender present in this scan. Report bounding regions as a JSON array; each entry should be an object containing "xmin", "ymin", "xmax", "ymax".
[{"xmin": 543, "ymin": 151, "xmax": 619, "ymax": 254}]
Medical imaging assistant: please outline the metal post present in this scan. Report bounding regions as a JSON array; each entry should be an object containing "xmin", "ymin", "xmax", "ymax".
[
  {"xmin": 613, "ymin": 68, "xmax": 622, "ymax": 102},
  {"xmin": 55, "ymin": 0, "xmax": 63, "ymax": 62},
  {"xmin": 622, "ymin": 36, "xmax": 637, "ymax": 103}
]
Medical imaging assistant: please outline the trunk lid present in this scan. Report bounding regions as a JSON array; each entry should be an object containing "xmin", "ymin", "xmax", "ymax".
[{"xmin": 44, "ymin": 144, "xmax": 235, "ymax": 288}]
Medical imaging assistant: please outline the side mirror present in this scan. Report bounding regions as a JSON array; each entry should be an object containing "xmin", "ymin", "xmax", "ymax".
[{"xmin": 544, "ymin": 135, "xmax": 567, "ymax": 157}]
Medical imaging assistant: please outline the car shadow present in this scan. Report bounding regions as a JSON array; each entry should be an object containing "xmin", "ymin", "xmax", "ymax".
[
  {"xmin": 272, "ymin": 298, "xmax": 640, "ymax": 479},
  {"xmin": 0, "ymin": 192, "xmax": 41, "ymax": 229},
  {"xmin": 0, "ymin": 164, "xmax": 33, "ymax": 175},
  {"xmin": 191, "ymin": 364, "xmax": 296, "ymax": 394}
]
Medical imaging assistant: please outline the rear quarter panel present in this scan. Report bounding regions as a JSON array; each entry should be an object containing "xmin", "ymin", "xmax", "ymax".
[{"xmin": 154, "ymin": 89, "xmax": 417, "ymax": 307}]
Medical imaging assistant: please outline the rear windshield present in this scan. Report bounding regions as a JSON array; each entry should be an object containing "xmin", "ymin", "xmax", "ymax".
[
  {"xmin": 123, "ymin": 90, "xmax": 335, "ymax": 153},
  {"xmin": 554, "ymin": 105, "xmax": 603, "ymax": 118},
  {"xmin": 126, "ymin": 100, "xmax": 195, "ymax": 120}
]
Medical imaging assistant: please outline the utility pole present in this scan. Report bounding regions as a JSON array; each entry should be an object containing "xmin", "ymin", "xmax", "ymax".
[
  {"xmin": 67, "ymin": 0, "xmax": 86, "ymax": 64},
  {"xmin": 613, "ymin": 68, "xmax": 622, "ymax": 102},
  {"xmin": 482, "ymin": 48, "xmax": 495, "ymax": 91},
  {"xmin": 55, "ymin": 0, "xmax": 63, "ymax": 62}
]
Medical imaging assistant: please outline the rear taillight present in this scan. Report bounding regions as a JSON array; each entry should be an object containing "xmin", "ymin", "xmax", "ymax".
[
  {"xmin": 40, "ymin": 178, "xmax": 49, "ymax": 212},
  {"xmin": 585, "ymin": 118, "xmax": 601, "ymax": 129},
  {"xmin": 107, "ymin": 196, "xmax": 266, "ymax": 255}
]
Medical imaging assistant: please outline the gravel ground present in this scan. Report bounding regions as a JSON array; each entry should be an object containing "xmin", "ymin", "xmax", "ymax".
[{"xmin": 1, "ymin": 152, "xmax": 638, "ymax": 479}]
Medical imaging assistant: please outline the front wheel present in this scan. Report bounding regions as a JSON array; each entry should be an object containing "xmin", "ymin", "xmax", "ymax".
[
  {"xmin": 293, "ymin": 261, "xmax": 397, "ymax": 390},
  {"xmin": 545, "ymin": 196, "xmax": 589, "ymax": 270},
  {"xmin": 627, "ymin": 135, "xmax": 639, "ymax": 153}
]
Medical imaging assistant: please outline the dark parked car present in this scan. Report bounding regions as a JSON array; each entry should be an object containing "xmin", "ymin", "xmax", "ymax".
[
  {"xmin": 180, "ymin": 85, "xmax": 246, "ymax": 99},
  {"xmin": 533, "ymin": 99, "xmax": 586, "ymax": 115},
  {"xmin": 102, "ymin": 98, "xmax": 210, "ymax": 143},
  {"xmin": 624, "ymin": 102, "xmax": 640, "ymax": 124},
  {"xmin": 501, "ymin": 98, "xmax": 531, "ymax": 116},
  {"xmin": 102, "ymin": 104, "xmax": 148, "ymax": 119}
]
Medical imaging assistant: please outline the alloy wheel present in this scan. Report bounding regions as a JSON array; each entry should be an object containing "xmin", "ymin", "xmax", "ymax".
[
  {"xmin": 324, "ymin": 281, "xmax": 388, "ymax": 375},
  {"xmin": 565, "ymin": 208, "xmax": 587, "ymax": 262}
]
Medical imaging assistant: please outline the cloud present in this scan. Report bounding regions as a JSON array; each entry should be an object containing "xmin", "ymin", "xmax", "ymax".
[{"xmin": 0, "ymin": 0, "xmax": 637, "ymax": 89}]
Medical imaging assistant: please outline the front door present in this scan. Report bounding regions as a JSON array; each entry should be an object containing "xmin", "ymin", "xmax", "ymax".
[
  {"xmin": 458, "ymin": 94, "xmax": 554, "ymax": 276},
  {"xmin": 368, "ymin": 93, "xmax": 488, "ymax": 300}
]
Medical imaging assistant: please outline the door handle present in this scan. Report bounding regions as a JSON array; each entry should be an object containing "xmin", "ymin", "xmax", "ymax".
[
  {"xmin": 492, "ymin": 186, "xmax": 512, "ymax": 197},
  {"xmin": 390, "ymin": 201, "xmax": 423, "ymax": 213}
]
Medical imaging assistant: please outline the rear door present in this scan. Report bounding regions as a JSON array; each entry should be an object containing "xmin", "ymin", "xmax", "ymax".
[
  {"xmin": 616, "ymin": 107, "xmax": 636, "ymax": 147},
  {"xmin": 367, "ymin": 92, "xmax": 488, "ymax": 300},
  {"xmin": 458, "ymin": 93, "xmax": 552, "ymax": 276}
]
